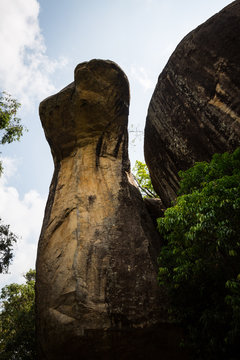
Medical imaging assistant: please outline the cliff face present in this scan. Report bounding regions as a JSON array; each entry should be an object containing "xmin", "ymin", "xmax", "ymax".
[
  {"xmin": 145, "ymin": 1, "xmax": 240, "ymax": 207},
  {"xmin": 36, "ymin": 60, "xmax": 170, "ymax": 360}
]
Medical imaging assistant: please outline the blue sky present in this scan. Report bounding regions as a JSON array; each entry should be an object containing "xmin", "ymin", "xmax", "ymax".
[{"xmin": 0, "ymin": 0, "xmax": 233, "ymax": 287}]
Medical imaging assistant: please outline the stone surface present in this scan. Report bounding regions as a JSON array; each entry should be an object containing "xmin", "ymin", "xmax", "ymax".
[
  {"xmin": 143, "ymin": 198, "xmax": 165, "ymax": 226},
  {"xmin": 36, "ymin": 60, "xmax": 185, "ymax": 359},
  {"xmin": 145, "ymin": 1, "xmax": 240, "ymax": 207}
]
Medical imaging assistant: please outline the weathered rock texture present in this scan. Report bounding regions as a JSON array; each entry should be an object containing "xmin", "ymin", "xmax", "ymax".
[
  {"xmin": 145, "ymin": 1, "xmax": 240, "ymax": 207},
  {"xmin": 36, "ymin": 60, "xmax": 185, "ymax": 360}
]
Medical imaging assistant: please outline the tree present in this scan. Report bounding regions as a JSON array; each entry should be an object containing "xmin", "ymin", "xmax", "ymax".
[
  {"xmin": 132, "ymin": 160, "xmax": 158, "ymax": 198},
  {"xmin": 0, "ymin": 269, "xmax": 36, "ymax": 359},
  {"xmin": 0, "ymin": 91, "xmax": 24, "ymax": 175},
  {"xmin": 0, "ymin": 219, "xmax": 18, "ymax": 273},
  {"xmin": 0, "ymin": 91, "xmax": 24, "ymax": 271},
  {"xmin": 157, "ymin": 148, "xmax": 240, "ymax": 359}
]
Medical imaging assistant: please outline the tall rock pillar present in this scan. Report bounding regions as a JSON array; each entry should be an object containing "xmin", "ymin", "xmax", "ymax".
[{"xmin": 36, "ymin": 60, "xmax": 170, "ymax": 360}]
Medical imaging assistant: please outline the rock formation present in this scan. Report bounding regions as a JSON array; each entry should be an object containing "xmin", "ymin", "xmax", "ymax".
[
  {"xmin": 145, "ymin": 0, "xmax": 240, "ymax": 207},
  {"xmin": 36, "ymin": 60, "xmax": 185, "ymax": 360}
]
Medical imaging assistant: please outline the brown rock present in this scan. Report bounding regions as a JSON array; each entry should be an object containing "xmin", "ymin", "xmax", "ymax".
[
  {"xmin": 143, "ymin": 198, "xmax": 165, "ymax": 226},
  {"xmin": 144, "ymin": 1, "xmax": 240, "ymax": 208},
  {"xmin": 36, "ymin": 60, "xmax": 185, "ymax": 360}
]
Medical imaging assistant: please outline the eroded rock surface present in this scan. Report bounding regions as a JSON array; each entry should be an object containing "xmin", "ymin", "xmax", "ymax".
[
  {"xmin": 36, "ymin": 60, "xmax": 176, "ymax": 360},
  {"xmin": 145, "ymin": 1, "xmax": 240, "ymax": 207}
]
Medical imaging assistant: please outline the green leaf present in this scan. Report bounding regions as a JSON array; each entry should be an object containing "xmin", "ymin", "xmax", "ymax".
[
  {"xmin": 157, "ymin": 147, "xmax": 240, "ymax": 358},
  {"xmin": 132, "ymin": 160, "xmax": 158, "ymax": 198}
]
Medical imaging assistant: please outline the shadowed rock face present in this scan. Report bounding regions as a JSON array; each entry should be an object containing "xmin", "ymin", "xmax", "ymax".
[
  {"xmin": 145, "ymin": 1, "xmax": 240, "ymax": 207},
  {"xmin": 36, "ymin": 60, "xmax": 177, "ymax": 360}
]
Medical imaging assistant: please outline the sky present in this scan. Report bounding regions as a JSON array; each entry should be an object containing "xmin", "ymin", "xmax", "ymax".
[{"xmin": 0, "ymin": 0, "xmax": 233, "ymax": 288}]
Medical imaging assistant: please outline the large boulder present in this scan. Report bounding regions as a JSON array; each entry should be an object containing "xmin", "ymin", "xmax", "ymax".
[
  {"xmin": 145, "ymin": 1, "xmax": 240, "ymax": 207},
  {"xmin": 36, "ymin": 60, "xmax": 183, "ymax": 360}
]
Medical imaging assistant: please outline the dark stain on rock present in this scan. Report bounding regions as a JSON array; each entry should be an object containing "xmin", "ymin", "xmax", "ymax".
[
  {"xmin": 95, "ymin": 134, "xmax": 103, "ymax": 168},
  {"xmin": 88, "ymin": 195, "xmax": 96, "ymax": 206}
]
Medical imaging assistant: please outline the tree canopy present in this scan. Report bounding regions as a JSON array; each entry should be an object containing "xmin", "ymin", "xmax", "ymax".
[
  {"xmin": 0, "ymin": 219, "xmax": 18, "ymax": 273},
  {"xmin": 0, "ymin": 91, "xmax": 24, "ymax": 272},
  {"xmin": 0, "ymin": 91, "xmax": 23, "ymax": 143},
  {"xmin": 157, "ymin": 148, "xmax": 240, "ymax": 359},
  {"xmin": 0, "ymin": 91, "xmax": 24, "ymax": 175},
  {"xmin": 132, "ymin": 160, "xmax": 157, "ymax": 198},
  {"xmin": 0, "ymin": 269, "xmax": 36, "ymax": 359}
]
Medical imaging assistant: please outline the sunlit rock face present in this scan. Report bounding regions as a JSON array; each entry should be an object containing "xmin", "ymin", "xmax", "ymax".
[
  {"xmin": 36, "ymin": 60, "xmax": 173, "ymax": 360},
  {"xmin": 145, "ymin": 1, "xmax": 240, "ymax": 208}
]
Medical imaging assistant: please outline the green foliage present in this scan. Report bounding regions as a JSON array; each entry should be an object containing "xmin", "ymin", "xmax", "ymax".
[
  {"xmin": 0, "ymin": 91, "xmax": 25, "ymax": 176},
  {"xmin": 0, "ymin": 92, "xmax": 25, "ymax": 272},
  {"xmin": 157, "ymin": 148, "xmax": 240, "ymax": 359},
  {"xmin": 0, "ymin": 269, "xmax": 36, "ymax": 359},
  {"xmin": 178, "ymin": 148, "xmax": 240, "ymax": 195},
  {"xmin": 0, "ymin": 219, "xmax": 18, "ymax": 273},
  {"xmin": 133, "ymin": 160, "xmax": 157, "ymax": 198},
  {"xmin": 0, "ymin": 91, "xmax": 23, "ymax": 145}
]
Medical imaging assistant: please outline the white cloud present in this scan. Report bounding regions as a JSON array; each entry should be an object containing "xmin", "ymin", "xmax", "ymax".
[
  {"xmin": 0, "ymin": 157, "xmax": 46, "ymax": 288},
  {"xmin": 130, "ymin": 65, "xmax": 155, "ymax": 91},
  {"xmin": 0, "ymin": 0, "xmax": 67, "ymax": 107}
]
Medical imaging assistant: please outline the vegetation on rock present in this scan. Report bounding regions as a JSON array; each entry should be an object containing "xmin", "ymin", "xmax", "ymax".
[
  {"xmin": 157, "ymin": 148, "xmax": 240, "ymax": 359},
  {"xmin": 0, "ymin": 269, "xmax": 36, "ymax": 359}
]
